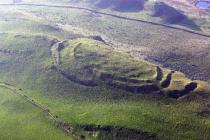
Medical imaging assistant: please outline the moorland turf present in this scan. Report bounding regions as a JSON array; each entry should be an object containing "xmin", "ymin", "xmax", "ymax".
[
  {"xmin": 1, "ymin": 32, "xmax": 210, "ymax": 139},
  {"xmin": 0, "ymin": 1, "xmax": 210, "ymax": 140}
]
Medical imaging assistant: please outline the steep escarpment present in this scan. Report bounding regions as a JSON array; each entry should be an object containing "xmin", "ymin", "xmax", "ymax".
[{"xmin": 51, "ymin": 38, "xmax": 210, "ymax": 99}]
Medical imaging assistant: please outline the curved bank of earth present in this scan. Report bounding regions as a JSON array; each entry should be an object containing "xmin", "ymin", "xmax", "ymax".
[{"xmin": 51, "ymin": 37, "xmax": 210, "ymax": 99}]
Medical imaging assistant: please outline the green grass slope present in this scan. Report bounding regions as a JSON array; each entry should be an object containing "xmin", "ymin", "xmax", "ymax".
[
  {"xmin": 0, "ymin": 87, "xmax": 72, "ymax": 140},
  {"xmin": 0, "ymin": 6, "xmax": 210, "ymax": 140},
  {"xmin": 1, "ymin": 32, "xmax": 210, "ymax": 139}
]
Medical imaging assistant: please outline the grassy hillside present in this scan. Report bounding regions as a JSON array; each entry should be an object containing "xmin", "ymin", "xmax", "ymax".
[
  {"xmin": 0, "ymin": 1, "xmax": 210, "ymax": 140},
  {"xmin": 10, "ymin": 2, "xmax": 210, "ymax": 83},
  {"xmin": 1, "ymin": 31, "xmax": 210, "ymax": 139},
  {"xmin": 56, "ymin": 38, "xmax": 210, "ymax": 98},
  {"xmin": 21, "ymin": 0, "xmax": 209, "ymax": 33},
  {"xmin": 0, "ymin": 87, "xmax": 72, "ymax": 140}
]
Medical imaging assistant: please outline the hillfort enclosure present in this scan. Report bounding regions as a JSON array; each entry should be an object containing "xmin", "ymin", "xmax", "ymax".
[{"xmin": 0, "ymin": 0, "xmax": 210, "ymax": 140}]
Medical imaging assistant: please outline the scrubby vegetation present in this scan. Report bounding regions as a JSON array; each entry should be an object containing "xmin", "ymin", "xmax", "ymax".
[
  {"xmin": 95, "ymin": 0, "xmax": 145, "ymax": 12},
  {"xmin": 153, "ymin": 2, "xmax": 201, "ymax": 31}
]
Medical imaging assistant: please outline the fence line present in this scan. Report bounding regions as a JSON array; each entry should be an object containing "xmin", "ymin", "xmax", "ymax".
[{"xmin": 0, "ymin": 82, "xmax": 82, "ymax": 140}]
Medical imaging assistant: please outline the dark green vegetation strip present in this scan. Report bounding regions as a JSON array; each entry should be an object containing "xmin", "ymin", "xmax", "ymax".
[{"xmin": 0, "ymin": 3, "xmax": 210, "ymax": 38}]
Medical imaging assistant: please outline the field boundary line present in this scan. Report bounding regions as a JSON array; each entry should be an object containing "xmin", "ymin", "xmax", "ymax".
[
  {"xmin": 0, "ymin": 82, "xmax": 82, "ymax": 140},
  {"xmin": 0, "ymin": 3, "xmax": 210, "ymax": 38}
]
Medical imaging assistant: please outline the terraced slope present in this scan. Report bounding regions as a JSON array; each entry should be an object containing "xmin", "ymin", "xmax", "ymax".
[
  {"xmin": 0, "ymin": 4, "xmax": 210, "ymax": 139},
  {"xmin": 52, "ymin": 38, "xmax": 210, "ymax": 99},
  {"xmin": 1, "ymin": 32, "xmax": 210, "ymax": 139}
]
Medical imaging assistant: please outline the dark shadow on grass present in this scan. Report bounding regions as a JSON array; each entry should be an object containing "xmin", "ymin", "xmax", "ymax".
[
  {"xmin": 168, "ymin": 82, "xmax": 198, "ymax": 98},
  {"xmin": 153, "ymin": 2, "xmax": 201, "ymax": 31},
  {"xmin": 95, "ymin": 0, "xmax": 145, "ymax": 12},
  {"xmin": 81, "ymin": 124, "xmax": 158, "ymax": 140}
]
